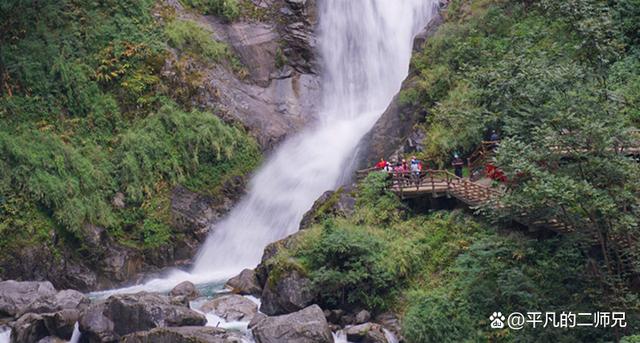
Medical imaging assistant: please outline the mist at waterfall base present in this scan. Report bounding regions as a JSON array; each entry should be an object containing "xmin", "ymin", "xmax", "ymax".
[{"xmin": 91, "ymin": 0, "xmax": 438, "ymax": 297}]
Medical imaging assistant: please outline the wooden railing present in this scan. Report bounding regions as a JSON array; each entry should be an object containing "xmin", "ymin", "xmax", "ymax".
[{"xmin": 387, "ymin": 169, "xmax": 502, "ymax": 206}]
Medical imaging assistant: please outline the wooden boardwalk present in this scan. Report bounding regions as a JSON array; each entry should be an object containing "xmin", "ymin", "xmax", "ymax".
[
  {"xmin": 380, "ymin": 170, "xmax": 572, "ymax": 233},
  {"xmin": 389, "ymin": 170, "xmax": 501, "ymax": 206},
  {"xmin": 358, "ymin": 132, "xmax": 640, "ymax": 233}
]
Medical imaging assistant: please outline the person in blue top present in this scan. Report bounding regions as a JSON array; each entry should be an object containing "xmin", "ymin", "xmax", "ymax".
[{"xmin": 410, "ymin": 156, "xmax": 421, "ymax": 184}]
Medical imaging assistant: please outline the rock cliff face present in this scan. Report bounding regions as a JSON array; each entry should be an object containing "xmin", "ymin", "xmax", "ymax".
[{"xmin": 167, "ymin": 0, "xmax": 321, "ymax": 150}]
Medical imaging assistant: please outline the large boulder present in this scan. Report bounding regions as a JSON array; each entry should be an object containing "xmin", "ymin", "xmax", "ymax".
[
  {"xmin": 0, "ymin": 280, "xmax": 88, "ymax": 321},
  {"xmin": 255, "ymin": 231, "xmax": 305, "ymax": 287},
  {"xmin": 78, "ymin": 302, "xmax": 117, "ymax": 343},
  {"xmin": 260, "ymin": 269, "xmax": 314, "ymax": 316},
  {"xmin": 299, "ymin": 187, "xmax": 355, "ymax": 230},
  {"xmin": 225, "ymin": 269, "xmax": 262, "ymax": 297},
  {"xmin": 121, "ymin": 326, "xmax": 243, "ymax": 343},
  {"xmin": 345, "ymin": 323, "xmax": 387, "ymax": 343},
  {"xmin": 79, "ymin": 292, "xmax": 206, "ymax": 342},
  {"xmin": 52, "ymin": 290, "xmax": 90, "ymax": 313},
  {"xmin": 252, "ymin": 305, "xmax": 333, "ymax": 343},
  {"xmin": 200, "ymin": 295, "xmax": 257, "ymax": 322},
  {"xmin": 0, "ymin": 281, "xmax": 56, "ymax": 317},
  {"xmin": 169, "ymin": 281, "xmax": 200, "ymax": 301}
]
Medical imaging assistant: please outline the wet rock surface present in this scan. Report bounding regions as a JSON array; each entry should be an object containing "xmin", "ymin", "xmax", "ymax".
[
  {"xmin": 225, "ymin": 269, "xmax": 263, "ymax": 297},
  {"xmin": 169, "ymin": 281, "xmax": 200, "ymax": 301},
  {"xmin": 201, "ymin": 294, "xmax": 257, "ymax": 322},
  {"xmin": 252, "ymin": 305, "xmax": 333, "ymax": 343}
]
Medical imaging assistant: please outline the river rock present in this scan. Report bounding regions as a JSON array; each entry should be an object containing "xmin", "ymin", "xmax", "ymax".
[
  {"xmin": 78, "ymin": 301, "xmax": 117, "ymax": 343},
  {"xmin": 0, "ymin": 281, "xmax": 56, "ymax": 317},
  {"xmin": 248, "ymin": 312, "xmax": 267, "ymax": 329},
  {"xmin": 345, "ymin": 323, "xmax": 387, "ymax": 343},
  {"xmin": 354, "ymin": 310, "xmax": 371, "ymax": 324},
  {"xmin": 79, "ymin": 292, "xmax": 206, "ymax": 342},
  {"xmin": 252, "ymin": 305, "xmax": 333, "ymax": 343},
  {"xmin": 260, "ymin": 269, "xmax": 314, "ymax": 316},
  {"xmin": 169, "ymin": 281, "xmax": 200, "ymax": 301},
  {"xmin": 54, "ymin": 290, "xmax": 90, "ymax": 311},
  {"xmin": 201, "ymin": 295, "xmax": 257, "ymax": 322},
  {"xmin": 10, "ymin": 313, "xmax": 49, "ymax": 343},
  {"xmin": 41, "ymin": 309, "xmax": 81, "ymax": 340},
  {"xmin": 375, "ymin": 312, "xmax": 403, "ymax": 341},
  {"xmin": 225, "ymin": 269, "xmax": 262, "ymax": 297},
  {"xmin": 121, "ymin": 326, "xmax": 243, "ymax": 343}
]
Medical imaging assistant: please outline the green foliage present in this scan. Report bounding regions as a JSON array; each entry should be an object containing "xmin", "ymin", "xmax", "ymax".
[
  {"xmin": 353, "ymin": 172, "xmax": 405, "ymax": 225},
  {"xmin": 622, "ymin": 335, "xmax": 640, "ymax": 343},
  {"xmin": 403, "ymin": 290, "xmax": 473, "ymax": 343},
  {"xmin": 165, "ymin": 19, "xmax": 230, "ymax": 63},
  {"xmin": 392, "ymin": 1, "xmax": 640, "ymax": 340},
  {"xmin": 0, "ymin": 0, "xmax": 261, "ymax": 261},
  {"xmin": 181, "ymin": 0, "xmax": 241, "ymax": 21},
  {"xmin": 116, "ymin": 102, "xmax": 255, "ymax": 201},
  {"xmin": 300, "ymin": 221, "xmax": 398, "ymax": 311},
  {"xmin": 402, "ymin": 234, "xmax": 617, "ymax": 342}
]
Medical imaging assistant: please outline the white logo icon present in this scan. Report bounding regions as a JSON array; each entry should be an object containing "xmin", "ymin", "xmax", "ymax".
[{"xmin": 490, "ymin": 312, "xmax": 506, "ymax": 329}]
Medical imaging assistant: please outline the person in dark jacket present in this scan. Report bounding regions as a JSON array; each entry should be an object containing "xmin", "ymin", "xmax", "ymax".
[{"xmin": 452, "ymin": 153, "xmax": 464, "ymax": 178}]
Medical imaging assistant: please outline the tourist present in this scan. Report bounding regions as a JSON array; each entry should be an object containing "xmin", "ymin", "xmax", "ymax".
[
  {"xmin": 384, "ymin": 161, "xmax": 393, "ymax": 173},
  {"xmin": 452, "ymin": 153, "xmax": 464, "ymax": 178},
  {"xmin": 410, "ymin": 156, "xmax": 421, "ymax": 185},
  {"xmin": 394, "ymin": 161, "xmax": 404, "ymax": 176},
  {"xmin": 375, "ymin": 158, "xmax": 387, "ymax": 169},
  {"xmin": 490, "ymin": 130, "xmax": 500, "ymax": 142},
  {"xmin": 489, "ymin": 130, "xmax": 500, "ymax": 150}
]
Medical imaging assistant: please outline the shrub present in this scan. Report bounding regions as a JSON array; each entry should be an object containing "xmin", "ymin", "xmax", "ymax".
[
  {"xmin": 181, "ymin": 0, "xmax": 241, "ymax": 21},
  {"xmin": 301, "ymin": 222, "xmax": 399, "ymax": 311},
  {"xmin": 165, "ymin": 19, "xmax": 231, "ymax": 63},
  {"xmin": 353, "ymin": 172, "xmax": 405, "ymax": 225},
  {"xmin": 403, "ymin": 290, "xmax": 474, "ymax": 343}
]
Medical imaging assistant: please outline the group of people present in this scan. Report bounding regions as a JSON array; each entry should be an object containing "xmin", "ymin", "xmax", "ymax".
[
  {"xmin": 374, "ymin": 154, "xmax": 466, "ymax": 179},
  {"xmin": 375, "ymin": 156, "xmax": 424, "ymax": 177}
]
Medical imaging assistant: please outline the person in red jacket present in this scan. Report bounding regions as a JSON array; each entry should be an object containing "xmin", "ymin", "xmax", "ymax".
[{"xmin": 375, "ymin": 158, "xmax": 387, "ymax": 169}]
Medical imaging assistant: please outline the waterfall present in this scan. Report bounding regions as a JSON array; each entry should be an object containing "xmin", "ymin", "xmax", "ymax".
[
  {"xmin": 93, "ymin": 0, "xmax": 438, "ymax": 296},
  {"xmin": 191, "ymin": 0, "xmax": 438, "ymax": 278}
]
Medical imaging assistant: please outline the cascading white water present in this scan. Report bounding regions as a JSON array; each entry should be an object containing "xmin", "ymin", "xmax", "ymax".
[
  {"xmin": 93, "ymin": 0, "xmax": 438, "ymax": 296},
  {"xmin": 191, "ymin": 0, "xmax": 438, "ymax": 278}
]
